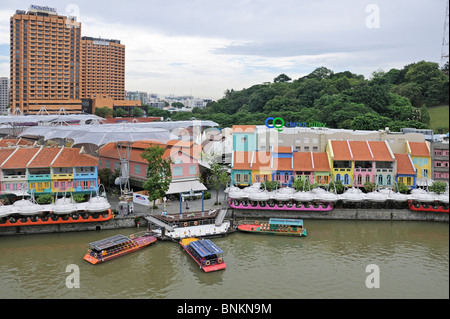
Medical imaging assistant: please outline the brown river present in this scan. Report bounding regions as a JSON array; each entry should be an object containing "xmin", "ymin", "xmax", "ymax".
[{"xmin": 0, "ymin": 219, "xmax": 448, "ymax": 299}]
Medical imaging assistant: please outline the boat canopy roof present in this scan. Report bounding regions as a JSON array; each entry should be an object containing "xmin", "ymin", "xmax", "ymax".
[
  {"xmin": 88, "ymin": 234, "xmax": 132, "ymax": 251},
  {"xmin": 189, "ymin": 239, "xmax": 223, "ymax": 257},
  {"xmin": 269, "ymin": 218, "xmax": 303, "ymax": 227}
]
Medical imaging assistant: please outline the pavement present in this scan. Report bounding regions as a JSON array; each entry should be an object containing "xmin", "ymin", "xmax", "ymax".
[{"xmin": 108, "ymin": 188, "xmax": 228, "ymax": 217}]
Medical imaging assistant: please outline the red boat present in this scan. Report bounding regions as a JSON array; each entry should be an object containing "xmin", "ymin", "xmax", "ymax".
[
  {"xmin": 180, "ymin": 238, "xmax": 226, "ymax": 272},
  {"xmin": 408, "ymin": 200, "xmax": 449, "ymax": 213},
  {"xmin": 0, "ymin": 210, "xmax": 114, "ymax": 227},
  {"xmin": 83, "ymin": 232, "xmax": 157, "ymax": 264}
]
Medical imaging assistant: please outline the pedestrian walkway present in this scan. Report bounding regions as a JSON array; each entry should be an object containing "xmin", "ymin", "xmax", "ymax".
[{"xmin": 108, "ymin": 188, "xmax": 228, "ymax": 217}]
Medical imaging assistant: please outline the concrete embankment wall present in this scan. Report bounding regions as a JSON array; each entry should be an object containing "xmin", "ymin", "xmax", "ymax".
[
  {"xmin": 230, "ymin": 208, "xmax": 449, "ymax": 223},
  {"xmin": 0, "ymin": 208, "xmax": 447, "ymax": 236},
  {"xmin": 0, "ymin": 216, "xmax": 137, "ymax": 236}
]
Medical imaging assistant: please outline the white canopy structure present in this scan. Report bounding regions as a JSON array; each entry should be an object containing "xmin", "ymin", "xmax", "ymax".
[
  {"xmin": 19, "ymin": 123, "xmax": 176, "ymax": 146},
  {"xmin": 18, "ymin": 120, "xmax": 218, "ymax": 145},
  {"xmin": 0, "ymin": 114, "xmax": 104, "ymax": 126}
]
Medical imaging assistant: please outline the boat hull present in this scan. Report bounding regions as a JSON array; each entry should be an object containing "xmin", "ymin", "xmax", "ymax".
[
  {"xmin": 180, "ymin": 242, "xmax": 226, "ymax": 272},
  {"xmin": 0, "ymin": 210, "xmax": 114, "ymax": 227},
  {"xmin": 229, "ymin": 199, "xmax": 333, "ymax": 211},
  {"xmin": 237, "ymin": 223, "xmax": 307, "ymax": 237},
  {"xmin": 83, "ymin": 235, "xmax": 157, "ymax": 264},
  {"xmin": 408, "ymin": 200, "xmax": 449, "ymax": 213}
]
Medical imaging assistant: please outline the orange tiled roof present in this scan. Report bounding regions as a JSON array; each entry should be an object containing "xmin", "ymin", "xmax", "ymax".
[
  {"xmin": 0, "ymin": 138, "xmax": 34, "ymax": 147},
  {"xmin": 273, "ymin": 146, "xmax": 292, "ymax": 153},
  {"xmin": 293, "ymin": 152, "xmax": 313, "ymax": 171},
  {"xmin": 51, "ymin": 148, "xmax": 98, "ymax": 167},
  {"xmin": 99, "ymin": 143, "xmax": 148, "ymax": 164},
  {"xmin": 272, "ymin": 157, "xmax": 292, "ymax": 171},
  {"xmin": 312, "ymin": 153, "xmax": 331, "ymax": 172},
  {"xmin": 368, "ymin": 141, "xmax": 393, "ymax": 161},
  {"xmin": 166, "ymin": 140, "xmax": 194, "ymax": 148},
  {"xmin": 251, "ymin": 151, "xmax": 272, "ymax": 171},
  {"xmin": 408, "ymin": 142, "xmax": 430, "ymax": 157},
  {"xmin": 331, "ymin": 141, "xmax": 353, "ymax": 160},
  {"xmin": 27, "ymin": 147, "xmax": 62, "ymax": 168},
  {"xmin": 233, "ymin": 151, "xmax": 253, "ymax": 170},
  {"xmin": 349, "ymin": 141, "xmax": 373, "ymax": 161},
  {"xmin": 331, "ymin": 140, "xmax": 393, "ymax": 162},
  {"xmin": 1, "ymin": 148, "xmax": 40, "ymax": 169},
  {"xmin": 0, "ymin": 149, "xmax": 16, "ymax": 167},
  {"xmin": 395, "ymin": 153, "xmax": 416, "ymax": 175},
  {"xmin": 131, "ymin": 141, "xmax": 165, "ymax": 150}
]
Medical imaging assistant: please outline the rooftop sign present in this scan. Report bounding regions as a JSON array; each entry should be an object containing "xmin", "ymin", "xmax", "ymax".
[
  {"xmin": 28, "ymin": 5, "xmax": 58, "ymax": 15},
  {"xmin": 93, "ymin": 40, "xmax": 109, "ymax": 46}
]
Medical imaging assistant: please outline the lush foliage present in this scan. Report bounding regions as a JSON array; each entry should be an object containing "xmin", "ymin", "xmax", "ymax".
[
  {"xmin": 203, "ymin": 163, "xmax": 229, "ymax": 205},
  {"xmin": 394, "ymin": 182, "xmax": 410, "ymax": 194},
  {"xmin": 292, "ymin": 178, "xmax": 318, "ymax": 191},
  {"xmin": 260, "ymin": 180, "xmax": 280, "ymax": 191},
  {"xmin": 429, "ymin": 181, "xmax": 448, "ymax": 194},
  {"xmin": 36, "ymin": 194, "xmax": 53, "ymax": 205},
  {"xmin": 140, "ymin": 145, "xmax": 172, "ymax": 208},
  {"xmin": 147, "ymin": 61, "xmax": 448, "ymax": 132}
]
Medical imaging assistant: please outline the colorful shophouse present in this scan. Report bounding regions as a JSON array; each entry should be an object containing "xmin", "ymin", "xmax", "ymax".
[
  {"xmin": 326, "ymin": 140, "xmax": 396, "ymax": 187},
  {"xmin": 0, "ymin": 146, "xmax": 99, "ymax": 196},
  {"xmin": 406, "ymin": 141, "xmax": 432, "ymax": 183},
  {"xmin": 394, "ymin": 153, "xmax": 417, "ymax": 189}
]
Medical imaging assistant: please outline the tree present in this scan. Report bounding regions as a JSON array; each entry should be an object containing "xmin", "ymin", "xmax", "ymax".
[
  {"xmin": 132, "ymin": 107, "xmax": 145, "ymax": 117},
  {"xmin": 429, "ymin": 181, "xmax": 447, "ymax": 194},
  {"xmin": 419, "ymin": 104, "xmax": 430, "ymax": 125},
  {"xmin": 94, "ymin": 107, "xmax": 113, "ymax": 118},
  {"xmin": 350, "ymin": 113, "xmax": 391, "ymax": 131},
  {"xmin": 204, "ymin": 163, "xmax": 229, "ymax": 205},
  {"xmin": 140, "ymin": 145, "xmax": 172, "ymax": 209},
  {"xmin": 260, "ymin": 180, "xmax": 280, "ymax": 191},
  {"xmin": 363, "ymin": 181, "xmax": 376, "ymax": 192},
  {"xmin": 113, "ymin": 107, "xmax": 126, "ymax": 118},
  {"xmin": 36, "ymin": 194, "xmax": 53, "ymax": 204},
  {"xmin": 274, "ymin": 73, "xmax": 292, "ymax": 83}
]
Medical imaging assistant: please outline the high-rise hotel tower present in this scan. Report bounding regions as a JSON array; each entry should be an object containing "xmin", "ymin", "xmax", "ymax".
[{"xmin": 10, "ymin": 5, "xmax": 126, "ymax": 114}]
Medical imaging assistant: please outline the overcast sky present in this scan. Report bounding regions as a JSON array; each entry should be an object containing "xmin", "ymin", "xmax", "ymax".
[{"xmin": 0, "ymin": 0, "xmax": 447, "ymax": 100}]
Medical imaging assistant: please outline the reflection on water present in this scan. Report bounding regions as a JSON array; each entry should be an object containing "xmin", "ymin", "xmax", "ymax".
[{"xmin": 0, "ymin": 220, "xmax": 448, "ymax": 299}]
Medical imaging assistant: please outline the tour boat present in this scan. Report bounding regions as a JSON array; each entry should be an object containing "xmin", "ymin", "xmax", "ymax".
[
  {"xmin": 0, "ymin": 185, "xmax": 114, "ymax": 227},
  {"xmin": 0, "ymin": 200, "xmax": 114, "ymax": 227},
  {"xmin": 407, "ymin": 188, "xmax": 449, "ymax": 213},
  {"xmin": 83, "ymin": 232, "xmax": 157, "ymax": 265},
  {"xmin": 228, "ymin": 197, "xmax": 333, "ymax": 211},
  {"xmin": 237, "ymin": 218, "xmax": 307, "ymax": 237},
  {"xmin": 228, "ymin": 186, "xmax": 333, "ymax": 211},
  {"xmin": 148, "ymin": 209, "xmax": 231, "ymax": 240},
  {"xmin": 179, "ymin": 237, "xmax": 226, "ymax": 272}
]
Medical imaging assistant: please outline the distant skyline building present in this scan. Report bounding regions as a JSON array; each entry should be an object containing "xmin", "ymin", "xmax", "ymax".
[
  {"xmin": 0, "ymin": 77, "xmax": 9, "ymax": 114},
  {"xmin": 10, "ymin": 5, "xmax": 127, "ymax": 114}
]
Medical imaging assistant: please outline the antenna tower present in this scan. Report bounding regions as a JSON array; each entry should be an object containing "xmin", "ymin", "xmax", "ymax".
[{"xmin": 441, "ymin": 1, "xmax": 449, "ymax": 71}]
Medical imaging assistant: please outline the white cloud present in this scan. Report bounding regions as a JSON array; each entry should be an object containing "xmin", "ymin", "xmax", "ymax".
[{"xmin": 0, "ymin": 0, "xmax": 446, "ymax": 100}]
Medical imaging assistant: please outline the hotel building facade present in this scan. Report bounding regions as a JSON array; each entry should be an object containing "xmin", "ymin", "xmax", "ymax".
[{"xmin": 10, "ymin": 5, "xmax": 131, "ymax": 115}]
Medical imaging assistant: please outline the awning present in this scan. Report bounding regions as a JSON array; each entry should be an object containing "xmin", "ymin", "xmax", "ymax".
[{"xmin": 166, "ymin": 179, "xmax": 207, "ymax": 195}]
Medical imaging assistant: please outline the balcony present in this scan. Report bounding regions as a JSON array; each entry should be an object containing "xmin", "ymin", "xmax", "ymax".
[
  {"xmin": 2, "ymin": 169, "xmax": 27, "ymax": 182},
  {"xmin": 74, "ymin": 172, "xmax": 96, "ymax": 179},
  {"xmin": 1, "ymin": 175, "xmax": 27, "ymax": 182},
  {"xmin": 28, "ymin": 173, "xmax": 51, "ymax": 181}
]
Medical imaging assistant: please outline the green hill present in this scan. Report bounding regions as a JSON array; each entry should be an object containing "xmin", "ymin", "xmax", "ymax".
[{"xmin": 429, "ymin": 105, "xmax": 449, "ymax": 133}]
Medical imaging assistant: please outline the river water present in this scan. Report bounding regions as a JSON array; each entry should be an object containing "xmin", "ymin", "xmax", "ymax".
[{"xmin": 0, "ymin": 219, "xmax": 448, "ymax": 299}]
